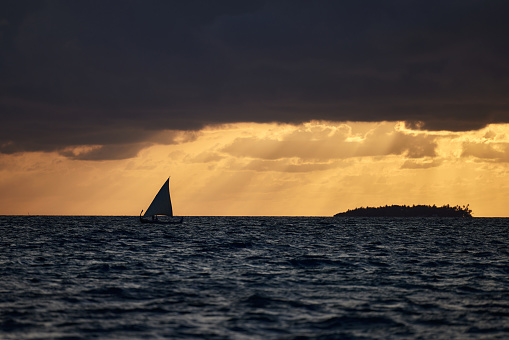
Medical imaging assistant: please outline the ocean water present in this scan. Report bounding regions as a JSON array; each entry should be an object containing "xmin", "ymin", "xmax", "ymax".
[{"xmin": 0, "ymin": 216, "xmax": 508, "ymax": 339}]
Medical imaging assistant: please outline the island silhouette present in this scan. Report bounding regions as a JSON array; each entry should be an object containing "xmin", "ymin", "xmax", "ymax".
[{"xmin": 334, "ymin": 204, "xmax": 472, "ymax": 217}]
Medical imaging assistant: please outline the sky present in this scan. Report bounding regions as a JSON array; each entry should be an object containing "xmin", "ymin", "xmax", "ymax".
[{"xmin": 1, "ymin": 1, "xmax": 509, "ymax": 216}]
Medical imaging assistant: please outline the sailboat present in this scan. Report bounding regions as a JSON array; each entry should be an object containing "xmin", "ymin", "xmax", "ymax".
[{"xmin": 140, "ymin": 178, "xmax": 183, "ymax": 224}]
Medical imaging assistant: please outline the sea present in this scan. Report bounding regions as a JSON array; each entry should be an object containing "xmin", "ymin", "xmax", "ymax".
[{"xmin": 0, "ymin": 216, "xmax": 508, "ymax": 339}]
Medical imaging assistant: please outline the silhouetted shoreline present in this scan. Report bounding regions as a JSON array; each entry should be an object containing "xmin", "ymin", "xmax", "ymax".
[{"xmin": 334, "ymin": 204, "xmax": 472, "ymax": 217}]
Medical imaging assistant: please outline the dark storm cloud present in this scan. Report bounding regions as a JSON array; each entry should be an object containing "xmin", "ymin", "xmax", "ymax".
[{"xmin": 2, "ymin": 0, "xmax": 509, "ymax": 159}]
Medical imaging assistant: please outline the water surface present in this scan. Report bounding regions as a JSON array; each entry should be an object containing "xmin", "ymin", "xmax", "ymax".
[{"xmin": 1, "ymin": 216, "xmax": 508, "ymax": 339}]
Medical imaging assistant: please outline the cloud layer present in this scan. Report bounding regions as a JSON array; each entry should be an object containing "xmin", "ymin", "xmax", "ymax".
[
  {"xmin": 2, "ymin": 1, "xmax": 509, "ymax": 158},
  {"xmin": 221, "ymin": 123, "xmax": 437, "ymax": 161}
]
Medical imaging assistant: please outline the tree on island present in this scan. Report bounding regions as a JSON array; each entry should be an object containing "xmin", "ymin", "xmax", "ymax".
[{"xmin": 334, "ymin": 204, "xmax": 472, "ymax": 217}]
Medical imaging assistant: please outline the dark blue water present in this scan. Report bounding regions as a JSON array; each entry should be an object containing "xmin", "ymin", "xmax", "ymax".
[{"xmin": 0, "ymin": 216, "xmax": 508, "ymax": 339}]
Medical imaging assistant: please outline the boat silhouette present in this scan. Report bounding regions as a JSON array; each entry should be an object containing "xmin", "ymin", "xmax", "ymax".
[{"xmin": 140, "ymin": 178, "xmax": 183, "ymax": 224}]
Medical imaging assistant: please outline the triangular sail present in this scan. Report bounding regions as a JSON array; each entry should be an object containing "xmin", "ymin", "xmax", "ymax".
[{"xmin": 144, "ymin": 178, "xmax": 173, "ymax": 217}]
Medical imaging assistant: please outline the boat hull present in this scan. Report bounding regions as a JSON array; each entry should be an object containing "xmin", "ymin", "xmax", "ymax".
[{"xmin": 139, "ymin": 216, "xmax": 184, "ymax": 224}]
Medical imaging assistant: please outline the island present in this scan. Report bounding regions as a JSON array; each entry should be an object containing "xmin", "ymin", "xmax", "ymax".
[{"xmin": 334, "ymin": 204, "xmax": 472, "ymax": 217}]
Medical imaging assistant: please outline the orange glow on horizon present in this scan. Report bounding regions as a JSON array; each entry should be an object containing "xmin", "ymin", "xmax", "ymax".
[{"xmin": 0, "ymin": 121, "xmax": 508, "ymax": 217}]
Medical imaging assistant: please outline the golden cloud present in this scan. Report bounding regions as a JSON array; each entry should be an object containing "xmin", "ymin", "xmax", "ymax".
[
  {"xmin": 461, "ymin": 142, "xmax": 509, "ymax": 162},
  {"xmin": 221, "ymin": 122, "xmax": 437, "ymax": 161}
]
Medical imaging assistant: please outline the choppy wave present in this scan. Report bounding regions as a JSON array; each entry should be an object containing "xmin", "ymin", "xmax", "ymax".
[{"xmin": 0, "ymin": 216, "xmax": 508, "ymax": 339}]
